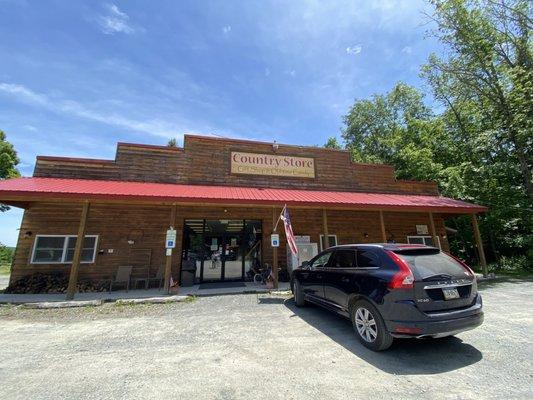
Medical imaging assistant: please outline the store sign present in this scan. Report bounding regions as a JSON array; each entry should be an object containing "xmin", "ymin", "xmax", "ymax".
[{"xmin": 231, "ymin": 152, "xmax": 315, "ymax": 178}]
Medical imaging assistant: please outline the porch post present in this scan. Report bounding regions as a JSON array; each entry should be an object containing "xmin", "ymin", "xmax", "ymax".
[
  {"xmin": 379, "ymin": 211, "xmax": 387, "ymax": 242},
  {"xmin": 322, "ymin": 209, "xmax": 329, "ymax": 249},
  {"xmin": 428, "ymin": 212, "xmax": 440, "ymax": 249},
  {"xmin": 272, "ymin": 207, "xmax": 279, "ymax": 289},
  {"xmin": 164, "ymin": 204, "xmax": 178, "ymax": 293},
  {"xmin": 471, "ymin": 213, "xmax": 488, "ymax": 277},
  {"xmin": 66, "ymin": 201, "xmax": 90, "ymax": 300}
]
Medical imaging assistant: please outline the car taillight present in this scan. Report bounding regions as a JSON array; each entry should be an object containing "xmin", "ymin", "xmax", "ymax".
[
  {"xmin": 386, "ymin": 251, "xmax": 414, "ymax": 289},
  {"xmin": 446, "ymin": 252, "xmax": 475, "ymax": 277}
]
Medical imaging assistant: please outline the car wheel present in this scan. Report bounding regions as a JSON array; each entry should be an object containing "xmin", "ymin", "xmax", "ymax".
[
  {"xmin": 351, "ymin": 300, "xmax": 393, "ymax": 351},
  {"xmin": 293, "ymin": 279, "xmax": 305, "ymax": 307}
]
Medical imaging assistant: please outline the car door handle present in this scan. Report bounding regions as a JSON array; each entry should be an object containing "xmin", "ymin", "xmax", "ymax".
[
  {"xmin": 316, "ymin": 274, "xmax": 323, "ymax": 279},
  {"xmin": 341, "ymin": 277, "xmax": 350, "ymax": 283}
]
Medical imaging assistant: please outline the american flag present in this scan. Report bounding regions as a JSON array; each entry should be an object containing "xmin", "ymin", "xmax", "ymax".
[{"xmin": 280, "ymin": 206, "xmax": 298, "ymax": 255}]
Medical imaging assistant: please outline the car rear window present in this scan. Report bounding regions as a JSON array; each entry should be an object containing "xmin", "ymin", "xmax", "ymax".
[
  {"xmin": 394, "ymin": 250, "xmax": 468, "ymax": 280},
  {"xmin": 356, "ymin": 249, "xmax": 381, "ymax": 268}
]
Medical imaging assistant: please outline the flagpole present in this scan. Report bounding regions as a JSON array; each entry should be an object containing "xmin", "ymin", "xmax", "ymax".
[{"xmin": 273, "ymin": 204, "xmax": 286, "ymax": 232}]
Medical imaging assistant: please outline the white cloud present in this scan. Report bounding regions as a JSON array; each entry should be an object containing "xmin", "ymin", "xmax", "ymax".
[
  {"xmin": 97, "ymin": 3, "xmax": 135, "ymax": 35},
  {"xmin": 284, "ymin": 69, "xmax": 296, "ymax": 77},
  {"xmin": 401, "ymin": 46, "xmax": 412, "ymax": 54},
  {"xmin": 0, "ymin": 82, "xmax": 185, "ymax": 138},
  {"xmin": 346, "ymin": 45, "xmax": 362, "ymax": 55},
  {"xmin": 22, "ymin": 124, "xmax": 37, "ymax": 131},
  {"xmin": 222, "ymin": 25, "xmax": 231, "ymax": 34}
]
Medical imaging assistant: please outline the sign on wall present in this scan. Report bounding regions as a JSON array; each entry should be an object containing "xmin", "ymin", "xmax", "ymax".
[
  {"xmin": 231, "ymin": 152, "xmax": 315, "ymax": 178},
  {"xmin": 166, "ymin": 228, "xmax": 177, "ymax": 249},
  {"xmin": 271, "ymin": 234, "xmax": 280, "ymax": 247},
  {"xmin": 416, "ymin": 225, "xmax": 429, "ymax": 235}
]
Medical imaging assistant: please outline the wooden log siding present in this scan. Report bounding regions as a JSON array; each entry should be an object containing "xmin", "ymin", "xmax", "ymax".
[
  {"xmin": 10, "ymin": 202, "xmax": 450, "ymax": 284},
  {"xmin": 34, "ymin": 135, "xmax": 439, "ymax": 196}
]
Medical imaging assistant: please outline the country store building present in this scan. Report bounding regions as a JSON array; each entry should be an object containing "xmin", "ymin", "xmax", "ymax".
[{"xmin": 0, "ymin": 135, "xmax": 487, "ymax": 298}]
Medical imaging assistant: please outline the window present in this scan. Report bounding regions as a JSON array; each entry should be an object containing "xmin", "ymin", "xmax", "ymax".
[
  {"xmin": 356, "ymin": 249, "xmax": 381, "ymax": 269},
  {"xmin": 310, "ymin": 251, "xmax": 333, "ymax": 268},
  {"xmin": 331, "ymin": 249, "xmax": 356, "ymax": 268},
  {"xmin": 395, "ymin": 250, "xmax": 468, "ymax": 280},
  {"xmin": 319, "ymin": 234, "xmax": 338, "ymax": 251},
  {"xmin": 31, "ymin": 235, "xmax": 98, "ymax": 264},
  {"xmin": 407, "ymin": 235, "xmax": 441, "ymax": 249}
]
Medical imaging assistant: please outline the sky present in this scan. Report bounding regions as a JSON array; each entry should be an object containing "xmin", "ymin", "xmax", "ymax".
[{"xmin": 0, "ymin": 0, "xmax": 442, "ymax": 246}]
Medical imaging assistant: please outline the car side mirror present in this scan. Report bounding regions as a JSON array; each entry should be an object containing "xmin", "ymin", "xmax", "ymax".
[{"xmin": 301, "ymin": 261, "xmax": 310, "ymax": 269}]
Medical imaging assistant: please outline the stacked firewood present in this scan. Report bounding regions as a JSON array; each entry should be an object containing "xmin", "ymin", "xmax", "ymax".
[{"xmin": 4, "ymin": 273, "xmax": 109, "ymax": 294}]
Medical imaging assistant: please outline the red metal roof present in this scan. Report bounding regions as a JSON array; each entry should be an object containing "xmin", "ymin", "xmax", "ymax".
[{"xmin": 0, "ymin": 177, "xmax": 487, "ymax": 213}]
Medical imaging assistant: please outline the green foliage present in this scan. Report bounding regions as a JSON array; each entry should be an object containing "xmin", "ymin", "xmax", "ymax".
[
  {"xmin": 340, "ymin": 0, "xmax": 532, "ymax": 265},
  {"xmin": 167, "ymin": 138, "xmax": 177, "ymax": 147},
  {"xmin": 324, "ymin": 137, "xmax": 342, "ymax": 149},
  {"xmin": 0, "ymin": 243, "xmax": 14, "ymax": 267},
  {"xmin": 0, "ymin": 130, "xmax": 19, "ymax": 180},
  {"xmin": 0, "ymin": 130, "xmax": 20, "ymax": 212}
]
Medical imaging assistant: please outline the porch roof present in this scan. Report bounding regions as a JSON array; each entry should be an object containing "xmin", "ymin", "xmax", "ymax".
[{"xmin": 0, "ymin": 177, "xmax": 487, "ymax": 213}]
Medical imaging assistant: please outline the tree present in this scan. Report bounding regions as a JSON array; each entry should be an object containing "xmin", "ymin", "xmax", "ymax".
[
  {"xmin": 421, "ymin": 0, "xmax": 532, "ymax": 263},
  {"xmin": 167, "ymin": 138, "xmax": 177, "ymax": 147},
  {"xmin": 423, "ymin": 0, "xmax": 533, "ymax": 204},
  {"xmin": 340, "ymin": 1, "xmax": 532, "ymax": 267},
  {"xmin": 342, "ymin": 82, "xmax": 442, "ymax": 181},
  {"xmin": 324, "ymin": 137, "xmax": 342, "ymax": 149},
  {"xmin": 0, "ymin": 130, "xmax": 20, "ymax": 212},
  {"xmin": 0, "ymin": 243, "xmax": 14, "ymax": 266}
]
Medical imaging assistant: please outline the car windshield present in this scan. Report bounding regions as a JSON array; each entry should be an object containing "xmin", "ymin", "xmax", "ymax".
[{"xmin": 394, "ymin": 249, "xmax": 469, "ymax": 280}]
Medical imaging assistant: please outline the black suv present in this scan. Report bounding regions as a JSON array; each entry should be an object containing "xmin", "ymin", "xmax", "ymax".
[{"xmin": 291, "ymin": 244, "xmax": 484, "ymax": 351}]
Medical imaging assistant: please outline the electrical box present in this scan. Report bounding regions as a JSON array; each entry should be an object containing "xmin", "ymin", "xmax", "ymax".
[{"xmin": 287, "ymin": 242, "xmax": 318, "ymax": 275}]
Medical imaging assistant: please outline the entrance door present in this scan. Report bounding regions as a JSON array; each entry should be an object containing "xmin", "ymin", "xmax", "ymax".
[{"xmin": 181, "ymin": 219, "xmax": 262, "ymax": 284}]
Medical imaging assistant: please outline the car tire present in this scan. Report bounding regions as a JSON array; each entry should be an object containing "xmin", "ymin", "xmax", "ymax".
[
  {"xmin": 350, "ymin": 299, "xmax": 393, "ymax": 351},
  {"xmin": 293, "ymin": 279, "xmax": 305, "ymax": 307}
]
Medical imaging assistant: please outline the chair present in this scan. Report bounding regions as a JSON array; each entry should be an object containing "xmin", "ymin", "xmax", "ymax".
[
  {"xmin": 109, "ymin": 266, "xmax": 133, "ymax": 292},
  {"xmin": 146, "ymin": 264, "xmax": 165, "ymax": 290}
]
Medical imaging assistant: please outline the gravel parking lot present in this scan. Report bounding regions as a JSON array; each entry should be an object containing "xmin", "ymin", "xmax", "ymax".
[{"xmin": 0, "ymin": 279, "xmax": 532, "ymax": 400}]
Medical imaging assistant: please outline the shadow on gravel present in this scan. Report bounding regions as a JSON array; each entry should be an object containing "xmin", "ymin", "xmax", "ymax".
[{"xmin": 284, "ymin": 299, "xmax": 482, "ymax": 375}]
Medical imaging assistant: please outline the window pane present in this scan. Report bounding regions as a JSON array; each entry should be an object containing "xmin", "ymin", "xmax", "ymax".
[
  {"xmin": 36, "ymin": 236, "xmax": 65, "ymax": 249},
  {"xmin": 408, "ymin": 237, "xmax": 425, "ymax": 245},
  {"xmin": 356, "ymin": 250, "xmax": 381, "ymax": 268},
  {"xmin": 33, "ymin": 249, "xmax": 64, "ymax": 263},
  {"xmin": 321, "ymin": 235, "xmax": 337, "ymax": 250},
  {"xmin": 64, "ymin": 236, "xmax": 97, "ymax": 262},
  {"xmin": 67, "ymin": 236, "xmax": 96, "ymax": 250},
  {"xmin": 423, "ymin": 237, "xmax": 434, "ymax": 246},
  {"xmin": 332, "ymin": 250, "xmax": 355, "ymax": 268},
  {"xmin": 311, "ymin": 252, "xmax": 332, "ymax": 268},
  {"xmin": 396, "ymin": 252, "xmax": 467, "ymax": 280},
  {"xmin": 33, "ymin": 236, "xmax": 66, "ymax": 263}
]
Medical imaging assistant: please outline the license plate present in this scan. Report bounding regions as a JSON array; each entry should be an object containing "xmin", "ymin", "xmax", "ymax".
[{"xmin": 442, "ymin": 287, "xmax": 460, "ymax": 300}]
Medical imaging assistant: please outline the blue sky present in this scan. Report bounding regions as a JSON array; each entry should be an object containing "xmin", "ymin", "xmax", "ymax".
[{"xmin": 0, "ymin": 0, "xmax": 441, "ymax": 246}]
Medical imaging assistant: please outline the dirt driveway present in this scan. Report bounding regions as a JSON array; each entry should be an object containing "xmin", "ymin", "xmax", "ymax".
[{"xmin": 0, "ymin": 279, "xmax": 532, "ymax": 400}]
